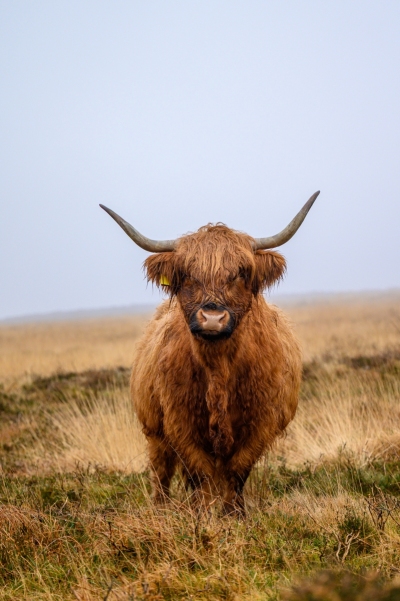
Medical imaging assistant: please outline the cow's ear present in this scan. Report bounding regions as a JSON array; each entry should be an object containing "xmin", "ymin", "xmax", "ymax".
[
  {"xmin": 253, "ymin": 251, "xmax": 286, "ymax": 293},
  {"xmin": 144, "ymin": 253, "xmax": 180, "ymax": 294}
]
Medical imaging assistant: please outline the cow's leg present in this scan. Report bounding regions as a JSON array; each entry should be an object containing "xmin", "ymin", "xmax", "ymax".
[
  {"xmin": 147, "ymin": 436, "xmax": 177, "ymax": 504},
  {"xmin": 192, "ymin": 475, "xmax": 214, "ymax": 513},
  {"xmin": 222, "ymin": 469, "xmax": 250, "ymax": 517},
  {"xmin": 182, "ymin": 469, "xmax": 215, "ymax": 512},
  {"xmin": 224, "ymin": 428, "xmax": 275, "ymax": 515}
]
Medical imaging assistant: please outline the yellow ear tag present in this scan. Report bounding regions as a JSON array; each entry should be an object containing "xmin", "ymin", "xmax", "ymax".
[{"xmin": 160, "ymin": 274, "xmax": 170, "ymax": 286}]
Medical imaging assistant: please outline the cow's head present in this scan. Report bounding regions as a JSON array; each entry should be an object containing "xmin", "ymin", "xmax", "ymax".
[
  {"xmin": 100, "ymin": 191, "xmax": 319, "ymax": 341},
  {"xmin": 143, "ymin": 225, "xmax": 288, "ymax": 341}
]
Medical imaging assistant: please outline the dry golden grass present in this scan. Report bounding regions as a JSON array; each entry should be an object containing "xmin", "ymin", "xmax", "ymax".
[
  {"xmin": 281, "ymin": 291, "xmax": 400, "ymax": 361},
  {"xmin": 274, "ymin": 366, "xmax": 400, "ymax": 467},
  {"xmin": 0, "ymin": 314, "xmax": 149, "ymax": 383},
  {"xmin": 33, "ymin": 391, "xmax": 147, "ymax": 474}
]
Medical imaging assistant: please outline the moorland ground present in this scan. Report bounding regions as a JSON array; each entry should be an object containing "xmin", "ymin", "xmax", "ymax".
[{"xmin": 1, "ymin": 292, "xmax": 400, "ymax": 600}]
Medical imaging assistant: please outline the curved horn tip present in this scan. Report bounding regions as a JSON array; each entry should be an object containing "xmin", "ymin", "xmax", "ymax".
[
  {"xmin": 303, "ymin": 190, "xmax": 321, "ymax": 212},
  {"xmin": 307, "ymin": 190, "xmax": 320, "ymax": 204},
  {"xmin": 252, "ymin": 189, "xmax": 321, "ymax": 251},
  {"xmin": 306, "ymin": 190, "xmax": 320, "ymax": 208}
]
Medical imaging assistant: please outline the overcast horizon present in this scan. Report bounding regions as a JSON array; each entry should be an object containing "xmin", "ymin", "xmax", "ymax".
[{"xmin": 1, "ymin": 2, "xmax": 399, "ymax": 321}]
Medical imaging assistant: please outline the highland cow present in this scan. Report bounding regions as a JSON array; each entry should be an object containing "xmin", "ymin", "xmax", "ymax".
[{"xmin": 100, "ymin": 191, "xmax": 319, "ymax": 514}]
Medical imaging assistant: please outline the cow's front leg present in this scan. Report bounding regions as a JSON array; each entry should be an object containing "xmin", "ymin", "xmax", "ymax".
[
  {"xmin": 181, "ymin": 460, "xmax": 216, "ymax": 513},
  {"xmin": 223, "ymin": 433, "xmax": 268, "ymax": 516},
  {"xmin": 147, "ymin": 436, "xmax": 177, "ymax": 504},
  {"xmin": 188, "ymin": 473, "xmax": 214, "ymax": 514},
  {"xmin": 222, "ymin": 469, "xmax": 250, "ymax": 516}
]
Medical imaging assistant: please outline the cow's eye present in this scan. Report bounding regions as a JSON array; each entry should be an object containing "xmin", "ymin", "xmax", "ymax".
[
  {"xmin": 230, "ymin": 270, "xmax": 251, "ymax": 288},
  {"xmin": 182, "ymin": 276, "xmax": 198, "ymax": 289},
  {"xmin": 228, "ymin": 273, "xmax": 245, "ymax": 285},
  {"xmin": 237, "ymin": 269, "xmax": 248, "ymax": 281}
]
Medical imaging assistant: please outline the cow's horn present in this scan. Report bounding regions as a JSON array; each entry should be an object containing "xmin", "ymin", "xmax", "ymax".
[
  {"xmin": 99, "ymin": 205, "xmax": 177, "ymax": 252},
  {"xmin": 252, "ymin": 191, "xmax": 320, "ymax": 250}
]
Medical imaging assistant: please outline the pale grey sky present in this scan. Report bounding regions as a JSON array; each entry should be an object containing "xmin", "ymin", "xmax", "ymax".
[{"xmin": 1, "ymin": 1, "xmax": 399, "ymax": 320}]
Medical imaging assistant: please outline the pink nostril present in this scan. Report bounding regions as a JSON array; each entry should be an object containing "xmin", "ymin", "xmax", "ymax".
[
  {"xmin": 199, "ymin": 310, "xmax": 228, "ymax": 331},
  {"xmin": 201, "ymin": 310, "xmax": 225, "ymax": 322}
]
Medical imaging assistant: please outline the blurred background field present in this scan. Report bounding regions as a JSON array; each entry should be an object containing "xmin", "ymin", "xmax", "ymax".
[
  {"xmin": 1, "ymin": 293, "xmax": 400, "ymax": 599},
  {"xmin": 2, "ymin": 291, "xmax": 399, "ymax": 382},
  {"xmin": 0, "ymin": 313, "xmax": 149, "ymax": 383}
]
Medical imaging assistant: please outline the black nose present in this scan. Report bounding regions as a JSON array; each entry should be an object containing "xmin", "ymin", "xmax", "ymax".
[{"xmin": 202, "ymin": 302, "xmax": 225, "ymax": 312}]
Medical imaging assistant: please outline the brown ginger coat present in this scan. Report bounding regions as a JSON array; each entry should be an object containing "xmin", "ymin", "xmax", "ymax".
[{"xmin": 130, "ymin": 224, "xmax": 301, "ymax": 513}]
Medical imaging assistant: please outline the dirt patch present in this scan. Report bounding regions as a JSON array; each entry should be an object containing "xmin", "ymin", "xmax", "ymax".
[{"xmin": 23, "ymin": 366, "xmax": 131, "ymax": 403}]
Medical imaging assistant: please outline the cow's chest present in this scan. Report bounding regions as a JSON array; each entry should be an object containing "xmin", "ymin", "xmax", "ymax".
[{"xmin": 160, "ymin": 361, "xmax": 255, "ymax": 446}]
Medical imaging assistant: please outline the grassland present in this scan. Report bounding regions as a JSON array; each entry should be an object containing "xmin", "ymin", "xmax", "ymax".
[{"xmin": 1, "ymin": 292, "xmax": 400, "ymax": 600}]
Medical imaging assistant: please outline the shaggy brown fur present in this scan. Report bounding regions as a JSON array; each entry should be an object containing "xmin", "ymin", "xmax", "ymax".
[{"xmin": 131, "ymin": 224, "xmax": 301, "ymax": 514}]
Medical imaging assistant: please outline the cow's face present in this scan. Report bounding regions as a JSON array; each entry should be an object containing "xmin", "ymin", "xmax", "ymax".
[{"xmin": 145, "ymin": 225, "xmax": 286, "ymax": 341}]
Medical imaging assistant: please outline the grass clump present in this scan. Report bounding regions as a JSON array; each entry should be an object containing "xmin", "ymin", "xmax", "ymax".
[
  {"xmin": 283, "ymin": 570, "xmax": 400, "ymax": 600},
  {"xmin": 0, "ymin": 462, "xmax": 400, "ymax": 599}
]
